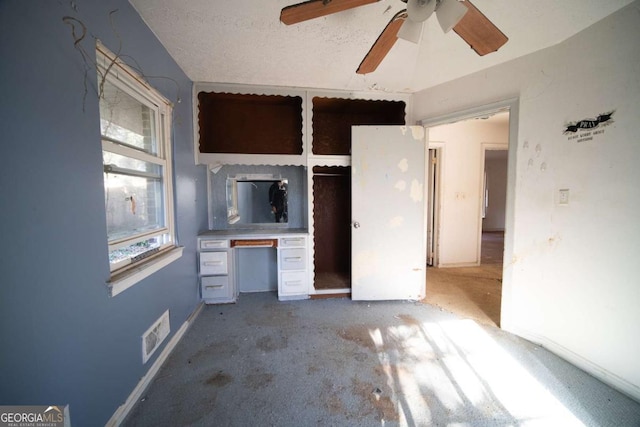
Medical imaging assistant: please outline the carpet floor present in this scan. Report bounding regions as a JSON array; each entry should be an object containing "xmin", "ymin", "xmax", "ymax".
[{"xmin": 124, "ymin": 292, "xmax": 640, "ymax": 426}]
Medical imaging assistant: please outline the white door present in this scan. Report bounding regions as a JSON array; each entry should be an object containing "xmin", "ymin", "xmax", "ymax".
[{"xmin": 351, "ymin": 126, "xmax": 427, "ymax": 300}]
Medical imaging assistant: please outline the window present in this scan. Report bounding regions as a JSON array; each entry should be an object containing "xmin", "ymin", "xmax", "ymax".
[{"xmin": 97, "ymin": 42, "xmax": 181, "ymax": 295}]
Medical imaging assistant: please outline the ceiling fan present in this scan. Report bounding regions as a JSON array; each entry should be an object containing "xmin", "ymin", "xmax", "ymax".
[{"xmin": 280, "ymin": 0, "xmax": 508, "ymax": 74}]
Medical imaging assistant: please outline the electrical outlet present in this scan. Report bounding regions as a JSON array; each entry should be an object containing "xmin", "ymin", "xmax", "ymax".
[{"xmin": 559, "ymin": 189, "xmax": 570, "ymax": 205}]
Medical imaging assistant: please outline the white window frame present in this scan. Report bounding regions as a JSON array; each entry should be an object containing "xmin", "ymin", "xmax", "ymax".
[{"xmin": 97, "ymin": 41, "xmax": 182, "ymax": 297}]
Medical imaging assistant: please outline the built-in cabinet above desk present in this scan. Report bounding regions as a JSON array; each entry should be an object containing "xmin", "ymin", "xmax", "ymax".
[
  {"xmin": 192, "ymin": 83, "xmax": 412, "ymax": 166},
  {"xmin": 198, "ymin": 92, "xmax": 303, "ymax": 155},
  {"xmin": 193, "ymin": 84, "xmax": 308, "ymax": 167}
]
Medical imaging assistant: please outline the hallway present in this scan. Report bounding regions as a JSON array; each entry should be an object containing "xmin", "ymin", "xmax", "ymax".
[{"xmin": 424, "ymin": 232, "xmax": 504, "ymax": 327}]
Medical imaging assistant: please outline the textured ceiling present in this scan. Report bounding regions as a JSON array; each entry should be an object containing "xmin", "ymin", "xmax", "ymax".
[{"xmin": 129, "ymin": 0, "xmax": 634, "ymax": 93}]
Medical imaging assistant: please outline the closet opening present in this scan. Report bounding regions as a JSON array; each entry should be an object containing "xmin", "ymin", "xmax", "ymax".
[{"xmin": 312, "ymin": 166, "xmax": 351, "ymax": 291}]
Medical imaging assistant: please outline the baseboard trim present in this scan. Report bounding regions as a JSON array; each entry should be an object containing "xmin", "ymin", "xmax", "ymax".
[
  {"xmin": 436, "ymin": 262, "xmax": 480, "ymax": 268},
  {"xmin": 312, "ymin": 287, "xmax": 351, "ymax": 295},
  {"xmin": 106, "ymin": 301, "xmax": 205, "ymax": 426},
  {"xmin": 310, "ymin": 293, "xmax": 351, "ymax": 299},
  {"xmin": 506, "ymin": 325, "xmax": 640, "ymax": 403}
]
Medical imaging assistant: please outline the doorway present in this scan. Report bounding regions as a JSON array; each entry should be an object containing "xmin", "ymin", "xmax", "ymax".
[
  {"xmin": 481, "ymin": 147, "xmax": 508, "ymax": 265},
  {"xmin": 424, "ymin": 110, "xmax": 510, "ymax": 327}
]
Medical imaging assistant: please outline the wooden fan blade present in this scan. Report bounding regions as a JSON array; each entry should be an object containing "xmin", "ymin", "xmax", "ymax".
[
  {"xmin": 453, "ymin": 0, "xmax": 508, "ymax": 56},
  {"xmin": 356, "ymin": 11, "xmax": 407, "ymax": 74},
  {"xmin": 281, "ymin": 0, "xmax": 380, "ymax": 25}
]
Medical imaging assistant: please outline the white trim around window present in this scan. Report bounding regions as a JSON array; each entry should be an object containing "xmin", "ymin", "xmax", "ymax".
[
  {"xmin": 97, "ymin": 41, "xmax": 182, "ymax": 296},
  {"xmin": 108, "ymin": 246, "xmax": 184, "ymax": 297}
]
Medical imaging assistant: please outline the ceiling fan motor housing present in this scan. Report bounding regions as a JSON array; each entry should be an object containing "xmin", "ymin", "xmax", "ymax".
[{"xmin": 406, "ymin": 0, "xmax": 437, "ymax": 22}]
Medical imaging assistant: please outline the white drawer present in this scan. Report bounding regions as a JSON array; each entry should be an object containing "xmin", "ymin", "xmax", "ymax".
[
  {"xmin": 201, "ymin": 276, "xmax": 231, "ymax": 300},
  {"xmin": 200, "ymin": 251, "xmax": 228, "ymax": 275},
  {"xmin": 200, "ymin": 239, "xmax": 229, "ymax": 250},
  {"xmin": 279, "ymin": 236, "xmax": 306, "ymax": 248},
  {"xmin": 279, "ymin": 248, "xmax": 306, "ymax": 270},
  {"xmin": 280, "ymin": 271, "xmax": 308, "ymax": 295}
]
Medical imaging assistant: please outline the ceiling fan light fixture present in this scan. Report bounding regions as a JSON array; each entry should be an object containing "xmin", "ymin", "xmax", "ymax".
[
  {"xmin": 406, "ymin": 0, "xmax": 436, "ymax": 22},
  {"xmin": 397, "ymin": 18, "xmax": 423, "ymax": 43},
  {"xmin": 436, "ymin": 0, "xmax": 468, "ymax": 33}
]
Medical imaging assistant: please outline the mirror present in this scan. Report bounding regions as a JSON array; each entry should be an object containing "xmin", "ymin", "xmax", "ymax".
[{"xmin": 227, "ymin": 176, "xmax": 288, "ymax": 225}]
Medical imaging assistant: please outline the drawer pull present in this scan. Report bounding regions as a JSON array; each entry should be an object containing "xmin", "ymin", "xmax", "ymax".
[
  {"xmin": 285, "ymin": 280, "xmax": 303, "ymax": 286},
  {"xmin": 204, "ymin": 261, "xmax": 224, "ymax": 266},
  {"xmin": 283, "ymin": 238, "xmax": 303, "ymax": 245},
  {"xmin": 205, "ymin": 285, "xmax": 224, "ymax": 289},
  {"xmin": 284, "ymin": 257, "xmax": 302, "ymax": 262},
  {"xmin": 203, "ymin": 241, "xmax": 226, "ymax": 248}
]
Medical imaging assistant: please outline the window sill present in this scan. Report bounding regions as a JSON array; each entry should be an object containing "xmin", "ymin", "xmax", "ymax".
[{"xmin": 107, "ymin": 246, "xmax": 184, "ymax": 297}]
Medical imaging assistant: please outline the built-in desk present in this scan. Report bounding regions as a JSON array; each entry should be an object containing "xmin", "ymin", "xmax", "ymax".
[{"xmin": 197, "ymin": 229, "xmax": 309, "ymax": 303}]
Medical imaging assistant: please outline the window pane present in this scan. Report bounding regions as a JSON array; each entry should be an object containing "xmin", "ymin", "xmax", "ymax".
[
  {"xmin": 103, "ymin": 151, "xmax": 162, "ymax": 176},
  {"xmin": 100, "ymin": 79, "xmax": 157, "ymax": 155},
  {"xmin": 108, "ymin": 234, "xmax": 170, "ymax": 266},
  {"xmin": 104, "ymin": 171, "xmax": 165, "ymax": 242}
]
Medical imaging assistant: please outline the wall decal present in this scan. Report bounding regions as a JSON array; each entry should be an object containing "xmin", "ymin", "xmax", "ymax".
[{"xmin": 564, "ymin": 110, "xmax": 615, "ymax": 143}]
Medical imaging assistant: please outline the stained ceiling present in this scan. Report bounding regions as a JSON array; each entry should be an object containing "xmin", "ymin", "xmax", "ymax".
[{"xmin": 129, "ymin": 0, "xmax": 634, "ymax": 93}]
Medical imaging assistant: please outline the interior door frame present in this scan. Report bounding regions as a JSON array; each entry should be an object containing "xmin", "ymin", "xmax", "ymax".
[
  {"xmin": 418, "ymin": 98, "xmax": 519, "ymax": 329},
  {"xmin": 427, "ymin": 144, "xmax": 444, "ymax": 267}
]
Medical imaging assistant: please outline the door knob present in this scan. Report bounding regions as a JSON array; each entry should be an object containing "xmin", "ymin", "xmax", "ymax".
[{"xmin": 353, "ymin": 222, "xmax": 360, "ymax": 229}]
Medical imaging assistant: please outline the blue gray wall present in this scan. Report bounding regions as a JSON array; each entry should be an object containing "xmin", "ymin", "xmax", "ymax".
[{"xmin": 0, "ymin": 1, "xmax": 206, "ymax": 425}]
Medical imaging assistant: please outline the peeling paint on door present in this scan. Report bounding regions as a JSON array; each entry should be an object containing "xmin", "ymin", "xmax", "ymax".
[
  {"xmin": 389, "ymin": 216, "xmax": 404, "ymax": 228},
  {"xmin": 398, "ymin": 158, "xmax": 409, "ymax": 172},
  {"xmin": 410, "ymin": 126, "xmax": 425, "ymax": 140},
  {"xmin": 352, "ymin": 250, "xmax": 379, "ymax": 283},
  {"xmin": 400, "ymin": 126, "xmax": 426, "ymax": 140},
  {"xmin": 395, "ymin": 180, "xmax": 407, "ymax": 191},
  {"xmin": 410, "ymin": 179, "xmax": 423, "ymax": 202}
]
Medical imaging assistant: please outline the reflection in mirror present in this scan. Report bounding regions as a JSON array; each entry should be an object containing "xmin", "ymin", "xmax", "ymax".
[{"xmin": 227, "ymin": 177, "xmax": 288, "ymax": 225}]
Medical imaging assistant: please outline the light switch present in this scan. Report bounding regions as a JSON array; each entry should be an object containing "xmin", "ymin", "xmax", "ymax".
[{"xmin": 559, "ymin": 189, "xmax": 570, "ymax": 205}]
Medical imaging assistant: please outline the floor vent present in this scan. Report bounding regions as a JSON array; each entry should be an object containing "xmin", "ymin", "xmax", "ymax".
[{"xmin": 142, "ymin": 310, "xmax": 170, "ymax": 364}]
